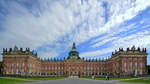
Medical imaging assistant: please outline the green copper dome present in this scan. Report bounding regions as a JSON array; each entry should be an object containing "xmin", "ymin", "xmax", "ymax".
[{"xmin": 67, "ymin": 42, "xmax": 80, "ymax": 59}]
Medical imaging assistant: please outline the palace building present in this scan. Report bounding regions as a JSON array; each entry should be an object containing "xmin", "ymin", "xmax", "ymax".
[{"xmin": 2, "ymin": 43, "xmax": 148, "ymax": 77}]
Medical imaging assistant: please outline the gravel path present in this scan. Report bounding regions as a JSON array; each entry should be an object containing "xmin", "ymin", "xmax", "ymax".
[{"xmin": 22, "ymin": 78, "xmax": 144, "ymax": 84}]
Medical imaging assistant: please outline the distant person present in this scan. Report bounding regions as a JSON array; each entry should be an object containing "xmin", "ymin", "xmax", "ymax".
[
  {"xmin": 105, "ymin": 75, "xmax": 108, "ymax": 80},
  {"xmin": 92, "ymin": 75, "xmax": 95, "ymax": 80},
  {"xmin": 108, "ymin": 75, "xmax": 109, "ymax": 80},
  {"xmin": 92, "ymin": 75, "xmax": 94, "ymax": 80}
]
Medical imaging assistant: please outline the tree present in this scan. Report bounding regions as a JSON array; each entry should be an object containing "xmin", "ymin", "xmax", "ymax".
[
  {"xmin": 0, "ymin": 61, "xmax": 3, "ymax": 76},
  {"xmin": 147, "ymin": 65, "xmax": 150, "ymax": 75}
]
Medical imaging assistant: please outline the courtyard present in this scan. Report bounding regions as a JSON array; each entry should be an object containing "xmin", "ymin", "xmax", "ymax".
[
  {"xmin": 1, "ymin": 77, "xmax": 149, "ymax": 84},
  {"xmin": 22, "ymin": 78, "xmax": 145, "ymax": 84}
]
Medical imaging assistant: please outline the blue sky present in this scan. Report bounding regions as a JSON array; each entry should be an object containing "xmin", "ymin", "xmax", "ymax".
[{"xmin": 0, "ymin": 0, "xmax": 150, "ymax": 65}]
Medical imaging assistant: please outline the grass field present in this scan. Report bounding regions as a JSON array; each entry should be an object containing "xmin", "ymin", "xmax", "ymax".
[
  {"xmin": 0, "ymin": 78, "xmax": 33, "ymax": 84},
  {"xmin": 15, "ymin": 76, "xmax": 67, "ymax": 80},
  {"xmin": 0, "ymin": 76, "xmax": 67, "ymax": 84},
  {"xmin": 81, "ymin": 76, "xmax": 150, "ymax": 84},
  {"xmin": 80, "ymin": 76, "xmax": 136, "ymax": 80},
  {"xmin": 121, "ymin": 78, "xmax": 150, "ymax": 84}
]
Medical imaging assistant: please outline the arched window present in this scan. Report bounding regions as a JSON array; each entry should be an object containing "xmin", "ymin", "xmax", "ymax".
[
  {"xmin": 22, "ymin": 63, "xmax": 24, "ymax": 73},
  {"xmin": 140, "ymin": 63, "xmax": 142, "ymax": 74},
  {"xmin": 12, "ymin": 64, "xmax": 14, "ymax": 74}
]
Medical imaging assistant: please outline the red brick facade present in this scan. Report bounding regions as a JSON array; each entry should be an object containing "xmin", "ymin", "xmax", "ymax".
[{"xmin": 2, "ymin": 45, "xmax": 147, "ymax": 77}]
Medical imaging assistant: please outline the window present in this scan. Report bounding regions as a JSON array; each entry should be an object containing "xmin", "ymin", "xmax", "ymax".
[
  {"xmin": 124, "ymin": 62, "xmax": 126, "ymax": 72},
  {"xmin": 22, "ymin": 63, "xmax": 24, "ymax": 73},
  {"xmin": 17, "ymin": 63, "xmax": 19, "ymax": 67},
  {"xmin": 16, "ymin": 68, "xmax": 18, "ymax": 74},
  {"xmin": 29, "ymin": 64, "xmax": 32, "ymax": 73},
  {"xmin": 135, "ymin": 62, "xmax": 137, "ymax": 75},
  {"xmin": 6, "ymin": 63, "xmax": 9, "ymax": 74},
  {"xmin": 30, "ymin": 64, "xmax": 32, "ymax": 68},
  {"xmin": 16, "ymin": 63, "xmax": 19, "ymax": 74},
  {"xmin": 140, "ymin": 63, "xmax": 142, "ymax": 74},
  {"xmin": 130, "ymin": 62, "xmax": 132, "ymax": 72},
  {"xmin": 12, "ymin": 64, "xmax": 14, "ymax": 73}
]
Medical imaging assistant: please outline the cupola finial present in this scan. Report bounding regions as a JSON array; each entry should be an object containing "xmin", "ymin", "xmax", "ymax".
[{"xmin": 72, "ymin": 42, "xmax": 76, "ymax": 49}]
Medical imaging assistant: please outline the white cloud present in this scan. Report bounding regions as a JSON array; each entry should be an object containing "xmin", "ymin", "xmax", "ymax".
[
  {"xmin": 113, "ymin": 30, "xmax": 150, "ymax": 48},
  {"xmin": 38, "ymin": 50, "xmax": 59, "ymax": 59},
  {"xmin": 90, "ymin": 22, "xmax": 137, "ymax": 47},
  {"xmin": 80, "ymin": 29, "xmax": 150, "ymax": 58},
  {"xmin": 0, "ymin": 0, "xmax": 150, "ymax": 61},
  {"xmin": 92, "ymin": 37, "xmax": 117, "ymax": 47},
  {"xmin": 73, "ymin": 0, "xmax": 150, "ymax": 46},
  {"xmin": 80, "ymin": 47, "xmax": 116, "ymax": 58}
]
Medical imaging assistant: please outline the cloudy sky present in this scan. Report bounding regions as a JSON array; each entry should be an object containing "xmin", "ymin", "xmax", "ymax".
[{"xmin": 0, "ymin": 0, "xmax": 150, "ymax": 65}]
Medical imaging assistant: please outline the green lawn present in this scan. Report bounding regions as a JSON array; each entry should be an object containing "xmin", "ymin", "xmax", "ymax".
[
  {"xmin": 0, "ymin": 78, "xmax": 33, "ymax": 84},
  {"xmin": 98, "ymin": 77, "xmax": 136, "ymax": 80},
  {"xmin": 0, "ymin": 76, "xmax": 67, "ymax": 84},
  {"xmin": 121, "ymin": 78, "xmax": 150, "ymax": 84},
  {"xmin": 80, "ymin": 76, "xmax": 136, "ymax": 80},
  {"xmin": 80, "ymin": 76, "xmax": 91, "ymax": 79},
  {"xmin": 15, "ymin": 76, "xmax": 67, "ymax": 80},
  {"xmin": 81, "ymin": 76, "xmax": 150, "ymax": 84}
]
